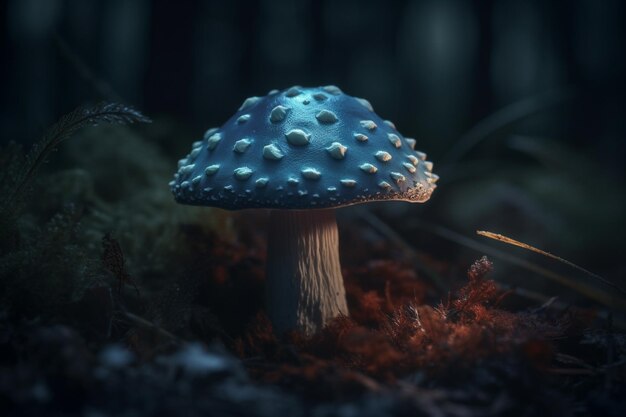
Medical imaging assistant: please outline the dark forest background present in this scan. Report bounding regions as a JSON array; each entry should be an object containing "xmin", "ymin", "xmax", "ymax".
[{"xmin": 1, "ymin": 0, "xmax": 624, "ymax": 300}]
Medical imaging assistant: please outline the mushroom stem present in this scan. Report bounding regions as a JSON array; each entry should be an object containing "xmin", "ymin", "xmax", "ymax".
[{"xmin": 266, "ymin": 209, "xmax": 348, "ymax": 335}]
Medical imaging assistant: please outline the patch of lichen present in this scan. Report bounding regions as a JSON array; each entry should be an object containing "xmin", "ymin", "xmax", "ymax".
[
  {"xmin": 60, "ymin": 124, "xmax": 237, "ymax": 270},
  {"xmin": 0, "ymin": 120, "xmax": 236, "ymax": 327},
  {"xmin": 0, "ymin": 205, "xmax": 101, "ymax": 317}
]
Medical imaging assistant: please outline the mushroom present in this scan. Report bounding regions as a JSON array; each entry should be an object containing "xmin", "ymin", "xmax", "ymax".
[{"xmin": 170, "ymin": 86, "xmax": 438, "ymax": 335}]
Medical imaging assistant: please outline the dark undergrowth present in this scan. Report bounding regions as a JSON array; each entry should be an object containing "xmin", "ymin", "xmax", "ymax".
[{"xmin": 0, "ymin": 106, "xmax": 624, "ymax": 416}]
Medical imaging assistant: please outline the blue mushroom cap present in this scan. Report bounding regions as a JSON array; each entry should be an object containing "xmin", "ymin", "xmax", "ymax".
[{"xmin": 170, "ymin": 86, "xmax": 438, "ymax": 210}]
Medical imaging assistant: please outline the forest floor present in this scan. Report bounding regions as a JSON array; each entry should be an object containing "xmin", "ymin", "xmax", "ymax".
[
  {"xmin": 1, "ymin": 223, "xmax": 624, "ymax": 416},
  {"xmin": 0, "ymin": 116, "xmax": 624, "ymax": 416}
]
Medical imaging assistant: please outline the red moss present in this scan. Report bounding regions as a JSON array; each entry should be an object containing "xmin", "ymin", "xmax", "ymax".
[
  {"xmin": 233, "ymin": 313, "xmax": 279, "ymax": 360},
  {"xmin": 452, "ymin": 256, "xmax": 497, "ymax": 318},
  {"xmin": 344, "ymin": 259, "xmax": 429, "ymax": 326},
  {"xmin": 208, "ymin": 234, "xmax": 568, "ymax": 396}
]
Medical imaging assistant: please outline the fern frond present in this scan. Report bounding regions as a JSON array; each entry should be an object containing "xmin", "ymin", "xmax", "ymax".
[
  {"xmin": 0, "ymin": 102, "xmax": 151, "ymax": 239},
  {"xmin": 0, "ymin": 142, "xmax": 25, "ymax": 194}
]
